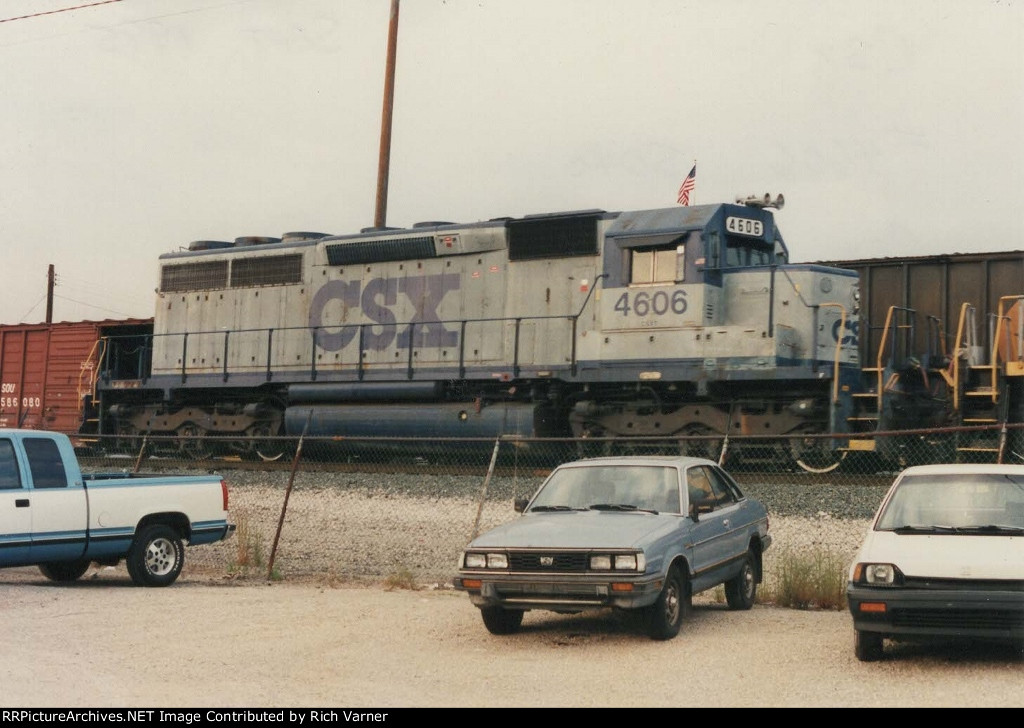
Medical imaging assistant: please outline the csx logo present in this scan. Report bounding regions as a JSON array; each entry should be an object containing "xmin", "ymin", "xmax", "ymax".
[
  {"xmin": 309, "ymin": 273, "xmax": 461, "ymax": 352},
  {"xmin": 831, "ymin": 319, "xmax": 859, "ymax": 345}
]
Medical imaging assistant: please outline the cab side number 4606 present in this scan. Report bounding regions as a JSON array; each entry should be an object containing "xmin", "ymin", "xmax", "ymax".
[{"xmin": 614, "ymin": 290, "xmax": 688, "ymax": 317}]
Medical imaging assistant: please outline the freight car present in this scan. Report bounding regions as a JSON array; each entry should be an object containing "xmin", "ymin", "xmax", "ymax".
[{"xmin": 0, "ymin": 319, "xmax": 152, "ymax": 449}]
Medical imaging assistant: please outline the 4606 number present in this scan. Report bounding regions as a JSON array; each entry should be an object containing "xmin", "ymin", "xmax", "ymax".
[{"xmin": 613, "ymin": 289, "xmax": 688, "ymax": 317}]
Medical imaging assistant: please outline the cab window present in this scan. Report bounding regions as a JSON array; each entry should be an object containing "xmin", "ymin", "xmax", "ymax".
[
  {"xmin": 0, "ymin": 439, "xmax": 21, "ymax": 489},
  {"xmin": 631, "ymin": 244, "xmax": 685, "ymax": 285},
  {"xmin": 23, "ymin": 438, "xmax": 68, "ymax": 489}
]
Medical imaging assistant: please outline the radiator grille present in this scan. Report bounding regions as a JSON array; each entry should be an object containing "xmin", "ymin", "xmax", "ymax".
[
  {"xmin": 230, "ymin": 254, "xmax": 303, "ymax": 287},
  {"xmin": 325, "ymin": 236, "xmax": 436, "ymax": 266},
  {"xmin": 508, "ymin": 552, "xmax": 590, "ymax": 572},
  {"xmin": 160, "ymin": 260, "xmax": 228, "ymax": 292}
]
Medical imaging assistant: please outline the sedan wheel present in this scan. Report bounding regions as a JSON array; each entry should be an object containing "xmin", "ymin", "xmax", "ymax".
[
  {"xmin": 855, "ymin": 630, "xmax": 885, "ymax": 661},
  {"xmin": 724, "ymin": 551, "xmax": 757, "ymax": 610},
  {"xmin": 645, "ymin": 566, "xmax": 689, "ymax": 640}
]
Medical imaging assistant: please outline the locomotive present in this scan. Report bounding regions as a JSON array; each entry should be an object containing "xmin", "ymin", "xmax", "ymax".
[
  {"xmin": 4, "ymin": 196, "xmax": 1020, "ymax": 470},
  {"xmin": 89, "ymin": 194, "xmax": 874, "ymax": 471}
]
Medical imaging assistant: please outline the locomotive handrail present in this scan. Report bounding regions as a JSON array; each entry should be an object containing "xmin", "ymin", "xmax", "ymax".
[
  {"xmin": 574, "ymin": 273, "xmax": 608, "ymax": 319},
  {"xmin": 130, "ymin": 307, "xmax": 593, "ymax": 386},
  {"xmin": 875, "ymin": 306, "xmax": 916, "ymax": 413},
  {"xmin": 989, "ymin": 295, "xmax": 1024, "ymax": 399},
  {"xmin": 947, "ymin": 301, "xmax": 975, "ymax": 414},
  {"xmin": 817, "ymin": 303, "xmax": 846, "ymax": 405}
]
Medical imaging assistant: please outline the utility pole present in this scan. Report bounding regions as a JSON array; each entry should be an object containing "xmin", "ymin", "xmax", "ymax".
[
  {"xmin": 373, "ymin": 0, "xmax": 400, "ymax": 230},
  {"xmin": 46, "ymin": 264, "xmax": 54, "ymax": 324}
]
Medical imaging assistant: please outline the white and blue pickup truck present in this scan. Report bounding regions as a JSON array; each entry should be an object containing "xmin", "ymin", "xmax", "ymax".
[{"xmin": 0, "ymin": 429, "xmax": 235, "ymax": 587}]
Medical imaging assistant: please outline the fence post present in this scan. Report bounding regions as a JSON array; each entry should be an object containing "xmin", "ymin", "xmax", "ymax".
[
  {"xmin": 997, "ymin": 422, "xmax": 1008, "ymax": 464},
  {"xmin": 471, "ymin": 436, "xmax": 502, "ymax": 540},
  {"xmin": 132, "ymin": 435, "xmax": 148, "ymax": 474},
  {"xmin": 267, "ymin": 409, "xmax": 313, "ymax": 580}
]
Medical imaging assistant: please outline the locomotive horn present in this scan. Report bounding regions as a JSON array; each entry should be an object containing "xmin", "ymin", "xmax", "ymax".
[{"xmin": 737, "ymin": 193, "xmax": 784, "ymax": 210}]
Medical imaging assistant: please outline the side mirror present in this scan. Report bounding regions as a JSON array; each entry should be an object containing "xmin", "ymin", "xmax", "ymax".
[
  {"xmin": 514, "ymin": 497, "xmax": 529, "ymax": 513},
  {"xmin": 689, "ymin": 499, "xmax": 713, "ymax": 520}
]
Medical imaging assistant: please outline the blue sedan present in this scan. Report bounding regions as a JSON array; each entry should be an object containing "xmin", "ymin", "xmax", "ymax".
[{"xmin": 454, "ymin": 455, "xmax": 773, "ymax": 640}]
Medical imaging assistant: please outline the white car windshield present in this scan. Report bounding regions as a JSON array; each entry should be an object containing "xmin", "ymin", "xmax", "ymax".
[
  {"xmin": 876, "ymin": 472, "xmax": 1024, "ymax": 533},
  {"xmin": 528, "ymin": 465, "xmax": 681, "ymax": 514}
]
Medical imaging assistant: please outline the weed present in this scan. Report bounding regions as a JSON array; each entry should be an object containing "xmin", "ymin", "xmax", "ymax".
[
  {"xmin": 384, "ymin": 567, "xmax": 418, "ymax": 591},
  {"xmin": 762, "ymin": 546, "xmax": 848, "ymax": 610},
  {"xmin": 229, "ymin": 512, "xmax": 264, "ymax": 572}
]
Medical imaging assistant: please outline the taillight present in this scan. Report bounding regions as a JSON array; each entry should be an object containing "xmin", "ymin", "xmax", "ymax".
[{"xmin": 221, "ymin": 479, "xmax": 229, "ymax": 512}]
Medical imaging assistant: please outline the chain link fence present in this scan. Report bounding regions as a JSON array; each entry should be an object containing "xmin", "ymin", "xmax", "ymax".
[{"xmin": 73, "ymin": 423, "xmax": 1024, "ymax": 586}]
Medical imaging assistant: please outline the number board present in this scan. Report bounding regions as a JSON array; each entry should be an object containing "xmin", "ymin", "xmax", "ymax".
[{"xmin": 726, "ymin": 216, "xmax": 764, "ymax": 238}]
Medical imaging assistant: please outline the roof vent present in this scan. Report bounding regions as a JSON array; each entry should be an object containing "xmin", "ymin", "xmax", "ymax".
[
  {"xmin": 234, "ymin": 236, "xmax": 282, "ymax": 246},
  {"xmin": 187, "ymin": 240, "xmax": 234, "ymax": 251},
  {"xmin": 281, "ymin": 232, "xmax": 330, "ymax": 242}
]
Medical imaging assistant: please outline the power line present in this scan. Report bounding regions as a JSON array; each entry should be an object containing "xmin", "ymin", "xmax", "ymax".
[
  {"xmin": 0, "ymin": 1, "xmax": 123, "ymax": 25},
  {"xmin": 53, "ymin": 293, "xmax": 144, "ymax": 319}
]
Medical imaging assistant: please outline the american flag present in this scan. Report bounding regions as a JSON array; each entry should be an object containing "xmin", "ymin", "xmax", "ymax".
[{"xmin": 677, "ymin": 164, "xmax": 696, "ymax": 206}]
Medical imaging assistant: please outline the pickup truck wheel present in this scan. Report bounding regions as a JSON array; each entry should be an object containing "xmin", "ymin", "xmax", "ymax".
[
  {"xmin": 855, "ymin": 630, "xmax": 885, "ymax": 661},
  {"xmin": 480, "ymin": 606, "xmax": 524, "ymax": 635},
  {"xmin": 126, "ymin": 525, "xmax": 184, "ymax": 587},
  {"xmin": 644, "ymin": 566, "xmax": 690, "ymax": 640},
  {"xmin": 38, "ymin": 560, "xmax": 91, "ymax": 583},
  {"xmin": 724, "ymin": 551, "xmax": 757, "ymax": 610}
]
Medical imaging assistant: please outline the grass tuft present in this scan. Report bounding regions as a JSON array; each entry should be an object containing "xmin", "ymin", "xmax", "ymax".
[
  {"xmin": 762, "ymin": 546, "xmax": 848, "ymax": 610},
  {"xmin": 383, "ymin": 567, "xmax": 418, "ymax": 591}
]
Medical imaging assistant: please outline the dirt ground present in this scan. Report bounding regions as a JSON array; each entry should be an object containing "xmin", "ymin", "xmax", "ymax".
[{"xmin": 1, "ymin": 569, "xmax": 1021, "ymax": 709}]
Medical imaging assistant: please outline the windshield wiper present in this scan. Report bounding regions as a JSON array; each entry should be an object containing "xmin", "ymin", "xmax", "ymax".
[
  {"xmin": 953, "ymin": 524, "xmax": 1024, "ymax": 535},
  {"xmin": 529, "ymin": 505, "xmax": 582, "ymax": 512},
  {"xmin": 890, "ymin": 525, "xmax": 962, "ymax": 534},
  {"xmin": 588, "ymin": 503, "xmax": 659, "ymax": 514}
]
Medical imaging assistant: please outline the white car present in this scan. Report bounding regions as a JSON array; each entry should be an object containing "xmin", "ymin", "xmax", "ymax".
[{"xmin": 846, "ymin": 463, "xmax": 1024, "ymax": 661}]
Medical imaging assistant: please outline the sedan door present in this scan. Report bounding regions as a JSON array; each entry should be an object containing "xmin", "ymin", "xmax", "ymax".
[{"xmin": 684, "ymin": 464, "xmax": 736, "ymax": 592}]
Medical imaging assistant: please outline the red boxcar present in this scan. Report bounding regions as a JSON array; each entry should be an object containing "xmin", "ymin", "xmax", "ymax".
[{"xmin": 0, "ymin": 319, "xmax": 152, "ymax": 444}]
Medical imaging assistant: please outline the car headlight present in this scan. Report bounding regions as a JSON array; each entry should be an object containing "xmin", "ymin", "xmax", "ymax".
[
  {"xmin": 463, "ymin": 552, "xmax": 508, "ymax": 569},
  {"xmin": 589, "ymin": 553, "xmax": 645, "ymax": 572},
  {"xmin": 852, "ymin": 562, "xmax": 899, "ymax": 585}
]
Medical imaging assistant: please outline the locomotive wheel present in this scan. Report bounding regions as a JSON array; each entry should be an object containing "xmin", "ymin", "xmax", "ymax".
[
  {"xmin": 789, "ymin": 437, "xmax": 846, "ymax": 474},
  {"xmin": 251, "ymin": 423, "xmax": 288, "ymax": 462},
  {"xmin": 680, "ymin": 425, "xmax": 724, "ymax": 462},
  {"xmin": 178, "ymin": 424, "xmax": 211, "ymax": 461}
]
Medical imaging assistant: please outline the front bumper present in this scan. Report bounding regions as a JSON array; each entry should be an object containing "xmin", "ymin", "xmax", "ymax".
[
  {"xmin": 454, "ymin": 571, "xmax": 665, "ymax": 612},
  {"xmin": 847, "ymin": 584, "xmax": 1024, "ymax": 641}
]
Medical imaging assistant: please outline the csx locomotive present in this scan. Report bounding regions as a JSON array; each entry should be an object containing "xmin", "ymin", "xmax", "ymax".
[{"xmin": 89, "ymin": 194, "xmax": 891, "ymax": 471}]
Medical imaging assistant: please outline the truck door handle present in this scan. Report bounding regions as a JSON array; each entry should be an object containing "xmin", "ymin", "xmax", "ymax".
[{"xmin": 15, "ymin": 499, "xmax": 29, "ymax": 507}]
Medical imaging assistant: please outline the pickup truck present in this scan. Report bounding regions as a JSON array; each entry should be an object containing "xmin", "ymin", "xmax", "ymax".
[{"xmin": 0, "ymin": 429, "xmax": 235, "ymax": 587}]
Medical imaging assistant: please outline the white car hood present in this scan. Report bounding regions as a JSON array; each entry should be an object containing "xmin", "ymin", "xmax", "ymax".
[{"xmin": 857, "ymin": 530, "xmax": 1024, "ymax": 580}]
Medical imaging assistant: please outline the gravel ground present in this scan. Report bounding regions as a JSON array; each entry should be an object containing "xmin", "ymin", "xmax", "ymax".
[{"xmin": 159, "ymin": 466, "xmax": 890, "ymax": 592}]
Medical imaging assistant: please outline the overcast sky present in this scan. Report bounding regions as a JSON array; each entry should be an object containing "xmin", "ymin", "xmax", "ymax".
[{"xmin": 1, "ymin": 0, "xmax": 1021, "ymax": 324}]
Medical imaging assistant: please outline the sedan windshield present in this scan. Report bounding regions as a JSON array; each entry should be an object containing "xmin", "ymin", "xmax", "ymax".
[
  {"xmin": 876, "ymin": 472, "xmax": 1024, "ymax": 532},
  {"xmin": 528, "ymin": 465, "xmax": 681, "ymax": 514}
]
